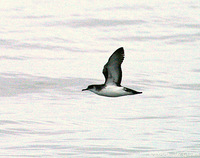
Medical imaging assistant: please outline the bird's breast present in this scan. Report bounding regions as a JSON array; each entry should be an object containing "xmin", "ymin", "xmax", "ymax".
[{"xmin": 94, "ymin": 86, "xmax": 131, "ymax": 97}]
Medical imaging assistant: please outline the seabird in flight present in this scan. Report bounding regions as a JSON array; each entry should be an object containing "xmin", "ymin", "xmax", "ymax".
[{"xmin": 82, "ymin": 47, "xmax": 142, "ymax": 97}]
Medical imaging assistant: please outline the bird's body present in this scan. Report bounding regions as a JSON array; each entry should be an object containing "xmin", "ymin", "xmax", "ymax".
[
  {"xmin": 89, "ymin": 85, "xmax": 141, "ymax": 97},
  {"xmin": 82, "ymin": 47, "xmax": 142, "ymax": 97}
]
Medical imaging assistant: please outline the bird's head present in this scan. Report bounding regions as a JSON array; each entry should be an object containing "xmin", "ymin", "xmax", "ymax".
[{"xmin": 82, "ymin": 85, "xmax": 95, "ymax": 92}]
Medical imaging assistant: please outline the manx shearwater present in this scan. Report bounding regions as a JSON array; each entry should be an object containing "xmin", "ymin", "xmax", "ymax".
[{"xmin": 82, "ymin": 47, "xmax": 142, "ymax": 97}]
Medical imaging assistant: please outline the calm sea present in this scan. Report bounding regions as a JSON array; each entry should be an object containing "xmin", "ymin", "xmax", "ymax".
[{"xmin": 0, "ymin": 0, "xmax": 199, "ymax": 157}]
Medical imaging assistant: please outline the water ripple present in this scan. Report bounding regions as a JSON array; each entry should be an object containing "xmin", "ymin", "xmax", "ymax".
[
  {"xmin": 4, "ymin": 145, "xmax": 159, "ymax": 156},
  {"xmin": 0, "ymin": 73, "xmax": 89, "ymax": 97},
  {"xmin": 44, "ymin": 18, "xmax": 147, "ymax": 27}
]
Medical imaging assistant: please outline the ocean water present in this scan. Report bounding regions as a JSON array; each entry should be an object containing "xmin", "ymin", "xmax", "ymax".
[{"xmin": 0, "ymin": 0, "xmax": 200, "ymax": 157}]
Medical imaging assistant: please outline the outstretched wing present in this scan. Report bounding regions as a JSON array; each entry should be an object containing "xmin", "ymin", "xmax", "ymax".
[{"xmin": 103, "ymin": 47, "xmax": 124, "ymax": 86}]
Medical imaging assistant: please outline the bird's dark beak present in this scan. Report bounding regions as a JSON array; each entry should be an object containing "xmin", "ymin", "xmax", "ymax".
[{"xmin": 82, "ymin": 88, "xmax": 88, "ymax": 91}]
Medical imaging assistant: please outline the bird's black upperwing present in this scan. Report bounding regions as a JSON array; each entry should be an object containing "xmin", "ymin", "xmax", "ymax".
[{"xmin": 103, "ymin": 47, "xmax": 124, "ymax": 86}]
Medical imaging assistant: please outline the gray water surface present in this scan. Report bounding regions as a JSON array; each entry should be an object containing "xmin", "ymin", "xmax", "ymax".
[{"xmin": 0, "ymin": 0, "xmax": 200, "ymax": 157}]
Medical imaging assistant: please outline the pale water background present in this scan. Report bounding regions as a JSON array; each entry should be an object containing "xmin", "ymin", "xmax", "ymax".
[{"xmin": 0, "ymin": 0, "xmax": 200, "ymax": 157}]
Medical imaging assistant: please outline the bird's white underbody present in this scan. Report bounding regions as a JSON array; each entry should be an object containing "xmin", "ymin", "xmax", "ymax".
[{"xmin": 89, "ymin": 85, "xmax": 133, "ymax": 97}]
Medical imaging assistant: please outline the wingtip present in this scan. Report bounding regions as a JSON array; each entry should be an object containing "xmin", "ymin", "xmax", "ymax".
[
  {"xmin": 118, "ymin": 47, "xmax": 124, "ymax": 51},
  {"xmin": 114, "ymin": 47, "xmax": 124, "ymax": 55}
]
